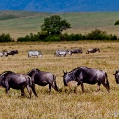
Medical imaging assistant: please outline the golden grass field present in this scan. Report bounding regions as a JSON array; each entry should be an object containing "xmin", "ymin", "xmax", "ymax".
[
  {"xmin": 0, "ymin": 41, "xmax": 119, "ymax": 119},
  {"xmin": 0, "ymin": 11, "xmax": 119, "ymax": 119}
]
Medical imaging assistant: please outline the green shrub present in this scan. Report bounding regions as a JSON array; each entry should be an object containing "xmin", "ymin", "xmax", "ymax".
[
  {"xmin": 17, "ymin": 29, "xmax": 118, "ymax": 42},
  {"xmin": 86, "ymin": 29, "xmax": 107, "ymax": 40},
  {"xmin": 114, "ymin": 20, "xmax": 119, "ymax": 25},
  {"xmin": 44, "ymin": 35, "xmax": 61, "ymax": 42},
  {"xmin": 110, "ymin": 34, "xmax": 118, "ymax": 40},
  {"xmin": 17, "ymin": 32, "xmax": 48, "ymax": 42},
  {"xmin": 86, "ymin": 29, "xmax": 117, "ymax": 40},
  {"xmin": 61, "ymin": 33, "xmax": 85, "ymax": 41},
  {"xmin": 0, "ymin": 33, "xmax": 14, "ymax": 42}
]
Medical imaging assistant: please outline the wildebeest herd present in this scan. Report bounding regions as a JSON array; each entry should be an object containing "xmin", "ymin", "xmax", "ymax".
[
  {"xmin": 0, "ymin": 48, "xmax": 99, "ymax": 58},
  {"xmin": 0, "ymin": 47, "xmax": 118, "ymax": 98},
  {"xmin": 0, "ymin": 65, "xmax": 119, "ymax": 98},
  {"xmin": 54, "ymin": 48, "xmax": 100, "ymax": 57}
]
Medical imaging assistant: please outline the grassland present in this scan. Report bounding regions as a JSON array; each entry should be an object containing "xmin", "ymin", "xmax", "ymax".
[
  {"xmin": 0, "ymin": 11, "xmax": 119, "ymax": 119},
  {"xmin": 0, "ymin": 41, "xmax": 119, "ymax": 118},
  {"xmin": 0, "ymin": 11, "xmax": 119, "ymax": 39}
]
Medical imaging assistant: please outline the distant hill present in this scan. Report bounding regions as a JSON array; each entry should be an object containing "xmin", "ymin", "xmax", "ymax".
[
  {"xmin": 0, "ymin": 11, "xmax": 119, "ymax": 39},
  {"xmin": 0, "ymin": 0, "xmax": 119, "ymax": 12}
]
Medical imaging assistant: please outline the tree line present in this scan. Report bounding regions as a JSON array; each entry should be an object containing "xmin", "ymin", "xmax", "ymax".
[{"xmin": 0, "ymin": 15, "xmax": 119, "ymax": 42}]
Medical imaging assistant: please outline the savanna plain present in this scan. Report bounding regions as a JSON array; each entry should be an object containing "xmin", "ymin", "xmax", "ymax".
[
  {"xmin": 0, "ymin": 11, "xmax": 119, "ymax": 119},
  {"xmin": 0, "ymin": 41, "xmax": 119, "ymax": 119}
]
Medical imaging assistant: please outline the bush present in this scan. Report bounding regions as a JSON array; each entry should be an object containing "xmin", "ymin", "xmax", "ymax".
[
  {"xmin": 114, "ymin": 20, "xmax": 119, "ymax": 25},
  {"xmin": 17, "ymin": 32, "xmax": 48, "ymax": 42},
  {"xmin": 44, "ymin": 35, "xmax": 61, "ymax": 42},
  {"xmin": 61, "ymin": 33, "xmax": 85, "ymax": 41},
  {"xmin": 0, "ymin": 33, "xmax": 14, "ymax": 42},
  {"xmin": 110, "ymin": 34, "xmax": 118, "ymax": 40},
  {"xmin": 37, "ymin": 32, "xmax": 48, "ymax": 41},
  {"xmin": 17, "ymin": 29, "xmax": 118, "ymax": 42},
  {"xmin": 86, "ymin": 29, "xmax": 107, "ymax": 40}
]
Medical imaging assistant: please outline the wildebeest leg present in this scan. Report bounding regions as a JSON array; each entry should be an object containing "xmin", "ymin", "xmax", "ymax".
[
  {"xmin": 20, "ymin": 88, "xmax": 25, "ymax": 97},
  {"xmin": 96, "ymin": 82, "xmax": 101, "ymax": 92},
  {"xmin": 49, "ymin": 84, "xmax": 51, "ymax": 94},
  {"xmin": 74, "ymin": 85, "xmax": 78, "ymax": 93},
  {"xmin": 5, "ymin": 87, "xmax": 10, "ymax": 95},
  {"xmin": 26, "ymin": 85, "xmax": 32, "ymax": 98},
  {"xmin": 52, "ymin": 78, "xmax": 59, "ymax": 92},
  {"xmin": 49, "ymin": 76, "xmax": 59, "ymax": 92},
  {"xmin": 77, "ymin": 82, "xmax": 84, "ymax": 93},
  {"xmin": 81, "ymin": 83, "xmax": 84, "ymax": 93},
  {"xmin": 31, "ymin": 85, "xmax": 38, "ymax": 97},
  {"xmin": 101, "ymin": 82, "xmax": 110, "ymax": 93}
]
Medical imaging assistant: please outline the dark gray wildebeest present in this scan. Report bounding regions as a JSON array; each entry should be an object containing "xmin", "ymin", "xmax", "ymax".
[
  {"xmin": 86, "ymin": 48, "xmax": 100, "ymax": 54},
  {"xmin": 54, "ymin": 50, "xmax": 72, "ymax": 57},
  {"xmin": 70, "ymin": 49, "xmax": 83, "ymax": 54},
  {"xmin": 113, "ymin": 69, "xmax": 119, "ymax": 84},
  {"xmin": 27, "ymin": 68, "xmax": 59, "ymax": 94},
  {"xmin": 63, "ymin": 66, "xmax": 110, "ymax": 93},
  {"xmin": 6, "ymin": 50, "xmax": 18, "ymax": 56},
  {"xmin": 28, "ymin": 50, "xmax": 42, "ymax": 58},
  {"xmin": 0, "ymin": 71, "xmax": 38, "ymax": 98}
]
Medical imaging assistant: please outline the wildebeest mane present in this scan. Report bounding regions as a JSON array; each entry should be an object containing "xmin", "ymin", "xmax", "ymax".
[
  {"xmin": 68, "ymin": 66, "xmax": 89, "ymax": 73},
  {"xmin": 27, "ymin": 68, "xmax": 40, "ymax": 75}
]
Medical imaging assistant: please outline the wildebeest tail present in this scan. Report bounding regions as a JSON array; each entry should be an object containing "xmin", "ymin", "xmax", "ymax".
[
  {"xmin": 53, "ymin": 75, "xmax": 59, "ymax": 91},
  {"xmin": 27, "ymin": 76, "xmax": 32, "ymax": 86},
  {"xmin": 28, "ymin": 75, "xmax": 38, "ymax": 97},
  {"xmin": 105, "ymin": 72, "xmax": 110, "ymax": 90}
]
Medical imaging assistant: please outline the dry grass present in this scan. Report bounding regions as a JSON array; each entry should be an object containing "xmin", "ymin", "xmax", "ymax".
[{"xmin": 0, "ymin": 41, "xmax": 119, "ymax": 118}]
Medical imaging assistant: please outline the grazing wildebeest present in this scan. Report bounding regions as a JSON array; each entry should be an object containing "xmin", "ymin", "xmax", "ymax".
[
  {"xmin": 63, "ymin": 66, "xmax": 110, "ymax": 93},
  {"xmin": 28, "ymin": 50, "xmax": 42, "ymax": 58},
  {"xmin": 86, "ymin": 48, "xmax": 100, "ymax": 54},
  {"xmin": 54, "ymin": 50, "xmax": 72, "ymax": 57},
  {"xmin": 27, "ymin": 68, "xmax": 59, "ymax": 94},
  {"xmin": 6, "ymin": 50, "xmax": 18, "ymax": 56},
  {"xmin": 113, "ymin": 69, "xmax": 119, "ymax": 84},
  {"xmin": 70, "ymin": 49, "xmax": 83, "ymax": 54},
  {"xmin": 0, "ymin": 71, "xmax": 38, "ymax": 98}
]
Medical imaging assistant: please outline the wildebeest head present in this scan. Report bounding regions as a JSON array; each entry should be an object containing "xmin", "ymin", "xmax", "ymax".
[
  {"xmin": 96, "ymin": 48, "xmax": 100, "ymax": 52},
  {"xmin": 14, "ymin": 50, "xmax": 18, "ymax": 54},
  {"xmin": 113, "ymin": 70, "xmax": 119, "ymax": 84},
  {"xmin": 63, "ymin": 70, "xmax": 71, "ymax": 86}
]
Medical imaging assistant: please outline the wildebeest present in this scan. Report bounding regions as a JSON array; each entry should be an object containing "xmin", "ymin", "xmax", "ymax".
[
  {"xmin": 54, "ymin": 50, "xmax": 72, "ymax": 57},
  {"xmin": 86, "ymin": 48, "xmax": 100, "ymax": 54},
  {"xmin": 28, "ymin": 50, "xmax": 42, "ymax": 58},
  {"xmin": 6, "ymin": 50, "xmax": 18, "ymax": 56},
  {"xmin": 70, "ymin": 49, "xmax": 83, "ymax": 54},
  {"xmin": 63, "ymin": 66, "xmax": 110, "ymax": 93},
  {"xmin": 27, "ymin": 68, "xmax": 59, "ymax": 94},
  {"xmin": 113, "ymin": 69, "xmax": 119, "ymax": 84},
  {"xmin": 0, "ymin": 71, "xmax": 38, "ymax": 98}
]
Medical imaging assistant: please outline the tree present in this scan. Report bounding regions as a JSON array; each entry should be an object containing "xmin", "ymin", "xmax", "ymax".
[
  {"xmin": 114, "ymin": 20, "xmax": 119, "ymax": 25},
  {"xmin": 41, "ymin": 15, "xmax": 71, "ymax": 35}
]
